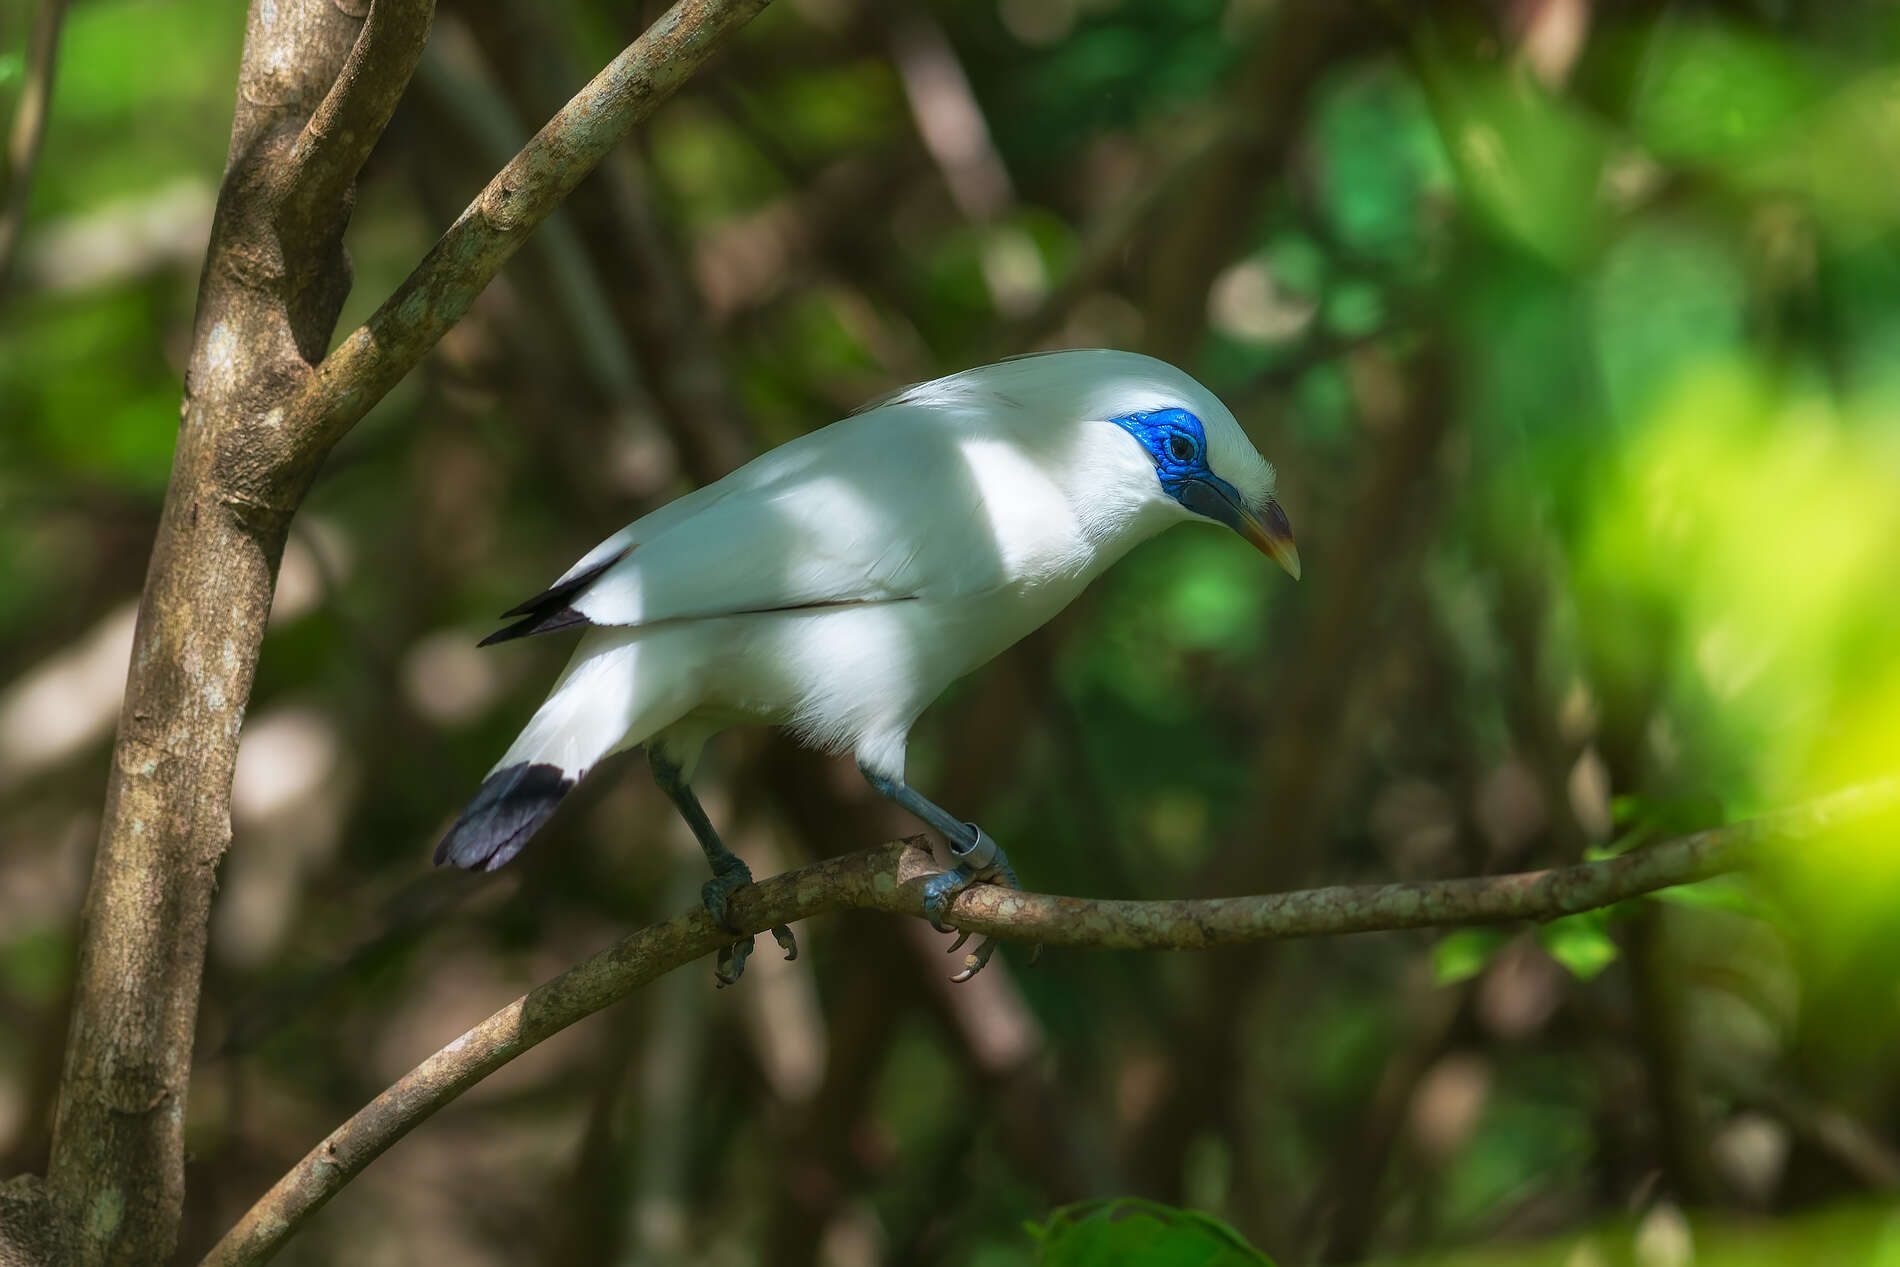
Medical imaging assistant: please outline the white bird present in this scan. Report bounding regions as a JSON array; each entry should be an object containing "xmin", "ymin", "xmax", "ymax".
[{"xmin": 437, "ymin": 349, "xmax": 1299, "ymax": 982}]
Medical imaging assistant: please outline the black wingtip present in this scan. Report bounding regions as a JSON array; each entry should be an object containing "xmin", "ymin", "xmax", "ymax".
[
  {"xmin": 498, "ymin": 549, "xmax": 630, "ymax": 618},
  {"xmin": 435, "ymin": 763, "xmax": 574, "ymax": 871},
  {"xmin": 478, "ymin": 605, "xmax": 593, "ymax": 647}
]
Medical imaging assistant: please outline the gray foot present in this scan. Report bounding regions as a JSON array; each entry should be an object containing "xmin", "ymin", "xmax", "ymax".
[
  {"xmin": 920, "ymin": 824, "xmax": 1024, "ymax": 983},
  {"xmin": 702, "ymin": 854, "xmax": 796, "ymax": 988}
]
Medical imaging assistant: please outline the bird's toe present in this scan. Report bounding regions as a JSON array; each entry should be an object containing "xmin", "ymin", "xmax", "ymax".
[
  {"xmin": 700, "ymin": 861, "xmax": 755, "ymax": 934},
  {"xmin": 714, "ymin": 935, "xmax": 754, "ymax": 987},
  {"xmin": 920, "ymin": 868, "xmax": 970, "ymax": 933},
  {"xmin": 926, "ymin": 829, "xmax": 1029, "ymax": 982}
]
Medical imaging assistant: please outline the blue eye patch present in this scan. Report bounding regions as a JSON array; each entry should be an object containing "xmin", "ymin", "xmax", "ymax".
[{"xmin": 1108, "ymin": 408, "xmax": 1240, "ymax": 506}]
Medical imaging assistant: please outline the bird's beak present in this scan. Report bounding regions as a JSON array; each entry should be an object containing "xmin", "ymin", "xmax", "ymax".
[
  {"xmin": 1179, "ymin": 480, "xmax": 1302, "ymax": 580},
  {"xmin": 1245, "ymin": 497, "xmax": 1302, "ymax": 580}
]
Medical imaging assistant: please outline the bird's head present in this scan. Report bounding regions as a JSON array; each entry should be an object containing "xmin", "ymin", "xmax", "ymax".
[
  {"xmin": 1025, "ymin": 349, "xmax": 1298, "ymax": 579},
  {"xmin": 874, "ymin": 349, "xmax": 1299, "ymax": 578},
  {"xmin": 1104, "ymin": 399, "xmax": 1301, "ymax": 580}
]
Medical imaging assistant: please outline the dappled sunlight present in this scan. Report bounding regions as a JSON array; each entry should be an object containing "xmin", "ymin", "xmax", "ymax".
[
  {"xmin": 401, "ymin": 627, "xmax": 507, "ymax": 726},
  {"xmin": 1570, "ymin": 357, "xmax": 1900, "ymax": 1126},
  {"xmin": 0, "ymin": 601, "xmax": 135, "ymax": 787},
  {"xmin": 1578, "ymin": 363, "xmax": 1900, "ymax": 809},
  {"xmin": 218, "ymin": 707, "xmax": 353, "ymax": 968}
]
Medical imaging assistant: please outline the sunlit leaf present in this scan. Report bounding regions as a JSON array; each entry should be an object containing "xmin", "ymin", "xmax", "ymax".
[
  {"xmin": 1031, "ymin": 1198, "xmax": 1274, "ymax": 1266},
  {"xmin": 1578, "ymin": 363, "xmax": 1900, "ymax": 808},
  {"xmin": 1312, "ymin": 63, "xmax": 1449, "ymax": 265},
  {"xmin": 1434, "ymin": 928, "xmax": 1510, "ymax": 986},
  {"xmin": 1538, "ymin": 910, "xmax": 1618, "ymax": 979},
  {"xmin": 1649, "ymin": 874, "xmax": 1779, "ymax": 923},
  {"xmin": 1416, "ymin": 46, "xmax": 1610, "ymax": 267},
  {"xmin": 1629, "ymin": 20, "xmax": 1816, "ymax": 166}
]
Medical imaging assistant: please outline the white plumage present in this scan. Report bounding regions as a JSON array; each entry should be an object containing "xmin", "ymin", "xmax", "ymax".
[{"xmin": 437, "ymin": 349, "xmax": 1298, "ymax": 981}]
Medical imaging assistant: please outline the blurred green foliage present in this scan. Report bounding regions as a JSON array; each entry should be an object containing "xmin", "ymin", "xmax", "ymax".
[{"xmin": 1030, "ymin": 1197, "xmax": 1274, "ymax": 1265}]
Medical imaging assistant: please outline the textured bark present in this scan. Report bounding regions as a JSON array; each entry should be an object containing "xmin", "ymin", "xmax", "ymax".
[
  {"xmin": 33, "ymin": 0, "xmax": 772, "ymax": 1262},
  {"xmin": 201, "ymin": 777, "xmax": 1896, "ymax": 1267},
  {"xmin": 41, "ymin": 5, "xmax": 410, "ymax": 1259},
  {"xmin": 0, "ymin": 1174, "xmax": 66, "ymax": 1267}
]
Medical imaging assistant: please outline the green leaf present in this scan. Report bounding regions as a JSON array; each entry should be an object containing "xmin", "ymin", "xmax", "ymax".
[
  {"xmin": 1415, "ymin": 42, "xmax": 1610, "ymax": 268},
  {"xmin": 1610, "ymin": 792, "xmax": 1727, "ymax": 836},
  {"xmin": 1538, "ymin": 911, "xmax": 1619, "ymax": 979},
  {"xmin": 1594, "ymin": 794, "xmax": 1728, "ymax": 859},
  {"xmin": 2, "ymin": 929, "xmax": 72, "ymax": 1005},
  {"xmin": 1433, "ymin": 928, "xmax": 1510, "ymax": 986},
  {"xmin": 1031, "ymin": 1198, "xmax": 1275, "ymax": 1266},
  {"xmin": 1649, "ymin": 874, "xmax": 1779, "ymax": 922},
  {"xmin": 1629, "ymin": 20, "xmax": 1817, "ymax": 167}
]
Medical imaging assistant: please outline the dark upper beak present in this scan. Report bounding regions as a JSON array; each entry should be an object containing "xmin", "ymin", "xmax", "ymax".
[{"xmin": 1178, "ymin": 480, "xmax": 1302, "ymax": 580}]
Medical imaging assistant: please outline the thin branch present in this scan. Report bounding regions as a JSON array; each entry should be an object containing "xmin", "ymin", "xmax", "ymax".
[
  {"xmin": 887, "ymin": 0, "xmax": 1013, "ymax": 223},
  {"xmin": 0, "ymin": 0, "xmax": 68, "ymax": 296},
  {"xmin": 279, "ymin": 0, "xmax": 436, "ymax": 241},
  {"xmin": 274, "ymin": 0, "xmax": 773, "ymax": 496},
  {"xmin": 1725, "ymin": 1072, "xmax": 1900, "ymax": 1192},
  {"xmin": 410, "ymin": 28, "xmax": 651, "ymax": 417},
  {"xmin": 200, "ymin": 777, "xmax": 1896, "ymax": 1266}
]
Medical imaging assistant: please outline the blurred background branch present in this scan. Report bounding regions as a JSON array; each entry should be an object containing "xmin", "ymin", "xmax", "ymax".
[
  {"xmin": 0, "ymin": 0, "xmax": 66, "ymax": 294},
  {"xmin": 289, "ymin": 0, "xmax": 775, "ymax": 483}
]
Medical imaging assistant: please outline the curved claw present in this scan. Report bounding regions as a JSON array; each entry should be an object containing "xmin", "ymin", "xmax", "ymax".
[
  {"xmin": 950, "ymin": 937, "xmax": 999, "ymax": 984},
  {"xmin": 771, "ymin": 923, "xmax": 798, "ymax": 961},
  {"xmin": 946, "ymin": 929, "xmax": 972, "ymax": 954},
  {"xmin": 715, "ymin": 934, "xmax": 754, "ymax": 988}
]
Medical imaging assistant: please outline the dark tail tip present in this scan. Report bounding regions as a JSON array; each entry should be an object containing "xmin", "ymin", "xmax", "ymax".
[{"xmin": 435, "ymin": 763, "xmax": 574, "ymax": 871}]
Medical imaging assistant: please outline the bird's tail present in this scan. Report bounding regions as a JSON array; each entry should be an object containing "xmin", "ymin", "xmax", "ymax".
[{"xmin": 434, "ymin": 628, "xmax": 693, "ymax": 871}]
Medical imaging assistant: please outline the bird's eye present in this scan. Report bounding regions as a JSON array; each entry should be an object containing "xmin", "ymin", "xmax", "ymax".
[{"xmin": 1167, "ymin": 433, "xmax": 1194, "ymax": 463}]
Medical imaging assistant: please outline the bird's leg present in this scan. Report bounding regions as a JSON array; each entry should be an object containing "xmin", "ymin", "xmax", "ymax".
[
  {"xmin": 857, "ymin": 761, "xmax": 1024, "ymax": 982},
  {"xmin": 649, "ymin": 748, "xmax": 796, "ymax": 986}
]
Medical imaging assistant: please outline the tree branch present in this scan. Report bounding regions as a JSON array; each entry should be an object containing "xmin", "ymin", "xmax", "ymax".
[
  {"xmin": 0, "ymin": 0, "xmax": 69, "ymax": 297},
  {"xmin": 270, "ymin": 0, "xmax": 773, "ymax": 498},
  {"xmin": 200, "ymin": 776, "xmax": 1896, "ymax": 1266},
  {"xmin": 278, "ymin": 0, "xmax": 436, "ymax": 241}
]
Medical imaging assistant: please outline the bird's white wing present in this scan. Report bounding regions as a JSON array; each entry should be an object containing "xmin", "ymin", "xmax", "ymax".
[{"xmin": 492, "ymin": 410, "xmax": 1012, "ymax": 641}]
